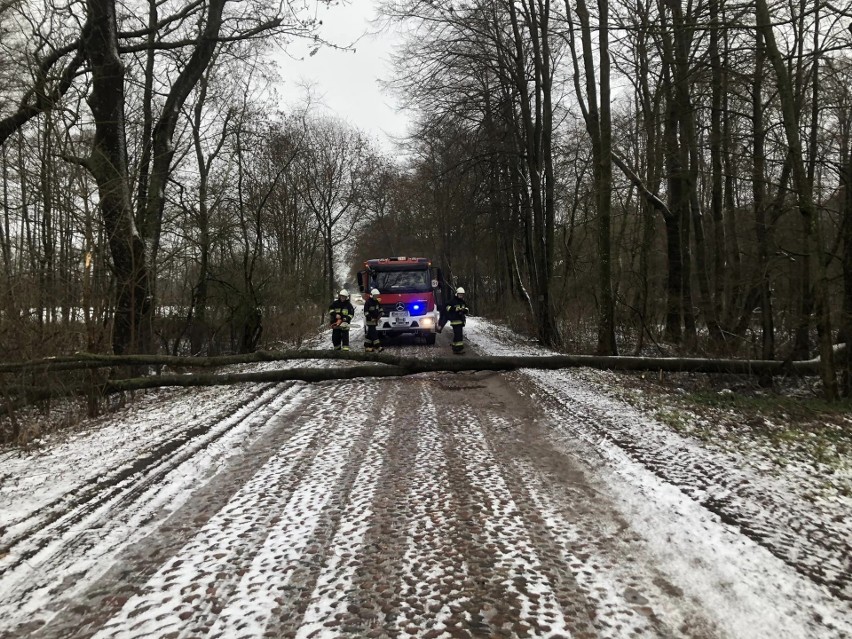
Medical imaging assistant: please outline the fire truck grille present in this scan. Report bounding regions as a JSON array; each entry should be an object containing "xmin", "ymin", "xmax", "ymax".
[{"xmin": 381, "ymin": 302, "xmax": 429, "ymax": 315}]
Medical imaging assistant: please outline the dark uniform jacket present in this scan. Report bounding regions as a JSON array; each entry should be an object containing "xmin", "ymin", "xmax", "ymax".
[
  {"xmin": 329, "ymin": 299, "xmax": 355, "ymax": 326},
  {"xmin": 364, "ymin": 297, "xmax": 383, "ymax": 325},
  {"xmin": 442, "ymin": 295, "xmax": 469, "ymax": 326}
]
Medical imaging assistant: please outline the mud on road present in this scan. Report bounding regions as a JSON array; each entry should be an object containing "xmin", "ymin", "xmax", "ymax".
[{"xmin": 0, "ymin": 330, "xmax": 849, "ymax": 639}]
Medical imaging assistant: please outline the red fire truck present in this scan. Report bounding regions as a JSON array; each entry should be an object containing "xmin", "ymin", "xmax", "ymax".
[{"xmin": 356, "ymin": 257, "xmax": 444, "ymax": 345}]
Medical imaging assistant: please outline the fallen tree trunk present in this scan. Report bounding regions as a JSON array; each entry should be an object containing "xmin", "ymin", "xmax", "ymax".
[
  {"xmin": 2, "ymin": 349, "xmax": 845, "ymax": 404},
  {"xmin": 3, "ymin": 365, "xmax": 410, "ymax": 401},
  {"xmin": 0, "ymin": 349, "xmax": 339, "ymax": 373},
  {"xmin": 0, "ymin": 347, "xmax": 845, "ymax": 376}
]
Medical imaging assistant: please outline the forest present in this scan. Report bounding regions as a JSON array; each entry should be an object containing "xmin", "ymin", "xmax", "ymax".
[{"xmin": 1, "ymin": 0, "xmax": 851, "ymax": 398}]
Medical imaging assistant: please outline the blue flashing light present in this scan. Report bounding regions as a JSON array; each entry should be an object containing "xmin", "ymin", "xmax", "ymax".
[{"xmin": 413, "ymin": 304, "xmax": 421, "ymax": 311}]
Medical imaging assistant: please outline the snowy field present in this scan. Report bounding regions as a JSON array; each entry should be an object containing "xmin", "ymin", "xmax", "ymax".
[{"xmin": 0, "ymin": 317, "xmax": 849, "ymax": 638}]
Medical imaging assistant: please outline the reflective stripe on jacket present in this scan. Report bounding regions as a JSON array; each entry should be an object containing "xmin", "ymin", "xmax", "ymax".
[
  {"xmin": 443, "ymin": 295, "xmax": 469, "ymax": 326},
  {"xmin": 329, "ymin": 299, "xmax": 355, "ymax": 324},
  {"xmin": 364, "ymin": 297, "xmax": 382, "ymax": 325}
]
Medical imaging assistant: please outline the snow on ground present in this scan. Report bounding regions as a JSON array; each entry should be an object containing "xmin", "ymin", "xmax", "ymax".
[
  {"xmin": 0, "ymin": 324, "xmax": 338, "ymax": 632},
  {"xmin": 294, "ymin": 401, "xmax": 393, "ymax": 639},
  {"xmin": 0, "ymin": 382, "xmax": 311, "ymax": 630},
  {"xmin": 447, "ymin": 400, "xmax": 573, "ymax": 637},
  {"xmin": 0, "ymin": 316, "xmax": 849, "ymax": 638},
  {"xmin": 465, "ymin": 317, "xmax": 852, "ymax": 637},
  {"xmin": 1, "ymin": 383, "xmax": 292, "ymax": 535},
  {"xmin": 92, "ymin": 381, "xmax": 384, "ymax": 639}
]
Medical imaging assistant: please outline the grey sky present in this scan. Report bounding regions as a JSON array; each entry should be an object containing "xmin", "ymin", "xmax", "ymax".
[{"xmin": 277, "ymin": 1, "xmax": 410, "ymax": 149}]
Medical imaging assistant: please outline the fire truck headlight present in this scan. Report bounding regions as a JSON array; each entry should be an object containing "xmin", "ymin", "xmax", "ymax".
[{"xmin": 421, "ymin": 317, "xmax": 434, "ymax": 328}]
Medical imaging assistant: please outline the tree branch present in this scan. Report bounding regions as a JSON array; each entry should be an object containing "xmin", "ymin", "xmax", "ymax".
[
  {"xmin": 118, "ymin": 19, "xmax": 284, "ymax": 54},
  {"xmin": 611, "ymin": 150, "xmax": 673, "ymax": 221},
  {"xmin": 0, "ymin": 45, "xmax": 85, "ymax": 146}
]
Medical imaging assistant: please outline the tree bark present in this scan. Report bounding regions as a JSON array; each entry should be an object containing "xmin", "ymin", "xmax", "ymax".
[
  {"xmin": 756, "ymin": 0, "xmax": 837, "ymax": 399},
  {"xmin": 507, "ymin": 0, "xmax": 560, "ymax": 348},
  {"xmin": 3, "ymin": 350, "xmax": 840, "ymax": 406},
  {"xmin": 596, "ymin": 0, "xmax": 617, "ymax": 355},
  {"xmin": 661, "ymin": 61, "xmax": 685, "ymax": 344},
  {"xmin": 83, "ymin": 0, "xmax": 152, "ymax": 355},
  {"xmin": 138, "ymin": 0, "xmax": 226, "ymax": 352},
  {"xmin": 709, "ymin": 0, "xmax": 726, "ymax": 329},
  {"xmin": 752, "ymin": 29, "xmax": 775, "ymax": 361},
  {"xmin": 566, "ymin": 0, "xmax": 616, "ymax": 354},
  {"xmin": 841, "ymin": 102, "xmax": 852, "ymax": 396},
  {"xmin": 665, "ymin": 0, "xmax": 722, "ymax": 346}
]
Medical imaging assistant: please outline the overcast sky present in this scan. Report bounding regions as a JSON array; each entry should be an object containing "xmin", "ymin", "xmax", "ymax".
[{"xmin": 275, "ymin": 1, "xmax": 411, "ymax": 150}]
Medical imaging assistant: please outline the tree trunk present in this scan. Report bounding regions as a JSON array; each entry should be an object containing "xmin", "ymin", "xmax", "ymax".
[
  {"xmin": 3, "ymin": 350, "xmax": 839, "ymax": 405},
  {"xmin": 661, "ymin": 61, "xmax": 684, "ymax": 344},
  {"xmin": 752, "ymin": 29, "xmax": 775, "ymax": 362},
  {"xmin": 187, "ymin": 74, "xmax": 218, "ymax": 356},
  {"xmin": 666, "ymin": 0, "xmax": 722, "ymax": 346},
  {"xmin": 83, "ymin": 0, "xmax": 151, "ymax": 356},
  {"xmin": 139, "ymin": 0, "xmax": 226, "ymax": 352},
  {"xmin": 632, "ymin": 6, "xmax": 663, "ymax": 353},
  {"xmin": 841, "ymin": 139, "xmax": 852, "ymax": 396},
  {"xmin": 722, "ymin": 91, "xmax": 742, "ymax": 334},
  {"xmin": 566, "ymin": 0, "xmax": 616, "ymax": 354},
  {"xmin": 1, "ymin": 145, "xmax": 15, "ymax": 316},
  {"xmin": 756, "ymin": 0, "xmax": 837, "ymax": 399},
  {"xmin": 596, "ymin": 0, "xmax": 617, "ymax": 355},
  {"xmin": 508, "ymin": 0, "xmax": 560, "ymax": 348}
]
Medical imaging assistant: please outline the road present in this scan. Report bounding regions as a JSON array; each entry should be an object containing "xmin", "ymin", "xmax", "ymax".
[{"xmin": 0, "ymin": 322, "xmax": 849, "ymax": 638}]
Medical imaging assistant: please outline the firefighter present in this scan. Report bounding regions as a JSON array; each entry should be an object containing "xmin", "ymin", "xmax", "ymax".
[
  {"xmin": 439, "ymin": 286, "xmax": 469, "ymax": 354},
  {"xmin": 329, "ymin": 289, "xmax": 355, "ymax": 351},
  {"xmin": 363, "ymin": 288, "xmax": 384, "ymax": 352}
]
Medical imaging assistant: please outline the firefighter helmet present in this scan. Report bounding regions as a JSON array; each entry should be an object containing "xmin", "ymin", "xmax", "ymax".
[
  {"xmin": 456, "ymin": 287, "xmax": 465, "ymax": 295},
  {"xmin": 370, "ymin": 288, "xmax": 381, "ymax": 296},
  {"xmin": 339, "ymin": 289, "xmax": 350, "ymax": 298}
]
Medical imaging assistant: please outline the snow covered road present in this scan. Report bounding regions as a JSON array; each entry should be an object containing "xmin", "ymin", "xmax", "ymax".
[{"xmin": 0, "ymin": 318, "xmax": 849, "ymax": 638}]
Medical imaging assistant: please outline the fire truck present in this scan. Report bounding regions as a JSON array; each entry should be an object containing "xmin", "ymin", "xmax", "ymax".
[{"xmin": 356, "ymin": 257, "xmax": 444, "ymax": 345}]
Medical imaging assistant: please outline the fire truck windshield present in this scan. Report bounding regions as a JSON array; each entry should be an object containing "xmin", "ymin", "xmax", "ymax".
[{"xmin": 372, "ymin": 269, "xmax": 431, "ymax": 293}]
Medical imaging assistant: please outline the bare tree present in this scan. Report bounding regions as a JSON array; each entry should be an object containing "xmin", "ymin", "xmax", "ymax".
[
  {"xmin": 756, "ymin": 0, "xmax": 837, "ymax": 398},
  {"xmin": 564, "ymin": 0, "xmax": 617, "ymax": 355},
  {"xmin": 0, "ymin": 0, "xmax": 332, "ymax": 355},
  {"xmin": 297, "ymin": 116, "xmax": 372, "ymax": 301}
]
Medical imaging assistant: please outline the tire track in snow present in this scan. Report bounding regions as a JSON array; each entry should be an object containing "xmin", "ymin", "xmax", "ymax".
[
  {"xmin": 458, "ymin": 408, "xmax": 617, "ymax": 639},
  {"xmin": 0, "ymin": 383, "xmax": 278, "ymax": 559},
  {"xmin": 0, "ymin": 382, "xmax": 300, "ymax": 636},
  {"xmin": 518, "ymin": 368, "xmax": 852, "ymax": 602},
  {"xmin": 507, "ymin": 456, "xmax": 725, "ymax": 639},
  {"xmin": 440, "ymin": 406, "xmax": 571, "ymax": 637},
  {"xmin": 288, "ymin": 386, "xmax": 396, "ymax": 639},
  {"xmin": 478, "ymin": 407, "xmax": 709, "ymax": 639},
  {"xmin": 514, "ymin": 398, "xmax": 850, "ymax": 638},
  {"xmin": 389, "ymin": 382, "xmax": 470, "ymax": 638},
  {"xmin": 431, "ymin": 375, "xmax": 576, "ymax": 638},
  {"xmin": 199, "ymin": 380, "xmax": 377, "ymax": 638},
  {"xmin": 19, "ymin": 382, "xmax": 327, "ymax": 639},
  {"xmin": 321, "ymin": 380, "xmax": 421, "ymax": 636},
  {"xmin": 431, "ymin": 364, "xmax": 725, "ymax": 639},
  {"xmin": 260, "ymin": 379, "xmax": 395, "ymax": 638},
  {"xmin": 84, "ymin": 380, "xmax": 378, "ymax": 639}
]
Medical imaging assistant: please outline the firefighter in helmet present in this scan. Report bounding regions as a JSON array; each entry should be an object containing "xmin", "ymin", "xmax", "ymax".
[
  {"xmin": 439, "ymin": 286, "xmax": 469, "ymax": 354},
  {"xmin": 363, "ymin": 288, "xmax": 384, "ymax": 352},
  {"xmin": 329, "ymin": 289, "xmax": 355, "ymax": 351}
]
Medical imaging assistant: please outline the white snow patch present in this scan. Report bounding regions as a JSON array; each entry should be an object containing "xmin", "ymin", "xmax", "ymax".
[{"xmin": 464, "ymin": 317, "xmax": 852, "ymax": 638}]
